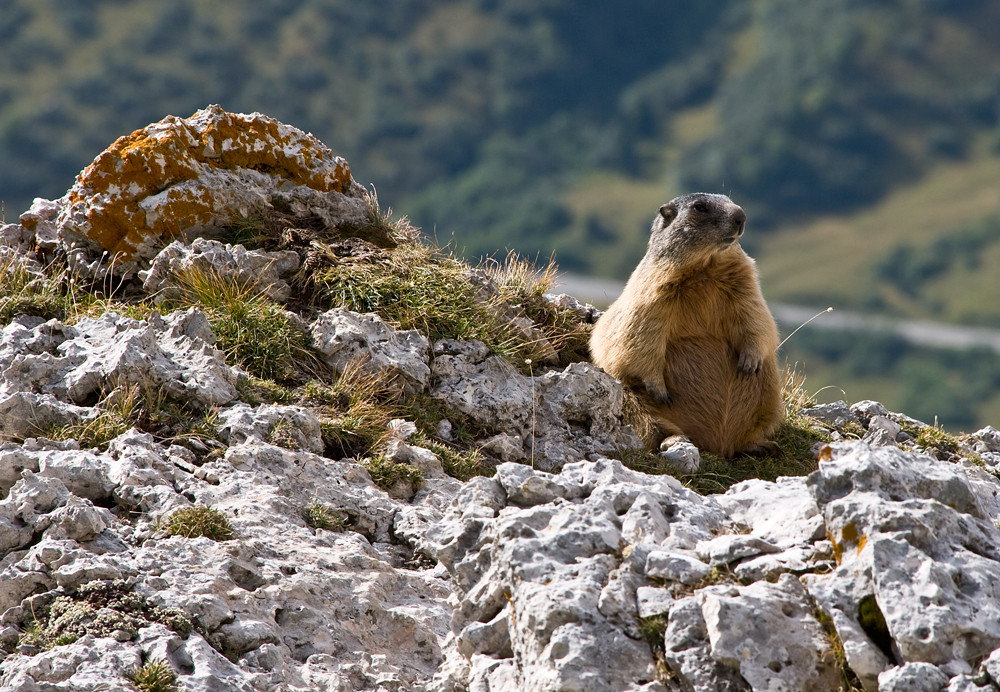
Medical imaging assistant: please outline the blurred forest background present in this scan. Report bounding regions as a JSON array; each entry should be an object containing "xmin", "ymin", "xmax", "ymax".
[{"xmin": 3, "ymin": 0, "xmax": 1000, "ymax": 430}]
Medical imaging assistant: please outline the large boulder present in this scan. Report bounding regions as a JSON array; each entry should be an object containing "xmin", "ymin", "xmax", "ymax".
[{"xmin": 19, "ymin": 104, "xmax": 368, "ymax": 275}]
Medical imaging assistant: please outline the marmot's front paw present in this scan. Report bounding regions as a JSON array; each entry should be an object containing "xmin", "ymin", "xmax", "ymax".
[
  {"xmin": 737, "ymin": 349, "xmax": 763, "ymax": 376},
  {"xmin": 643, "ymin": 380, "xmax": 673, "ymax": 406}
]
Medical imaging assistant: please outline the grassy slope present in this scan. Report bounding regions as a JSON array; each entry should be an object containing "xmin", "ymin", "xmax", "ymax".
[{"xmin": 754, "ymin": 143, "xmax": 1000, "ymax": 323}]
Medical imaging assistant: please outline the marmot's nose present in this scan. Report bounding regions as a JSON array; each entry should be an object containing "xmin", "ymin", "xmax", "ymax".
[{"xmin": 732, "ymin": 207, "xmax": 746, "ymax": 236}]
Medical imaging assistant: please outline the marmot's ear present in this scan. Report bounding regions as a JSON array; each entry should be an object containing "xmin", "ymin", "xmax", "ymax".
[{"xmin": 659, "ymin": 203, "xmax": 677, "ymax": 224}]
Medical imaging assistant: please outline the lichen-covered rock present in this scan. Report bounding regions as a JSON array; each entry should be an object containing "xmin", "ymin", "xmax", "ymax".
[{"xmin": 18, "ymin": 105, "xmax": 368, "ymax": 276}]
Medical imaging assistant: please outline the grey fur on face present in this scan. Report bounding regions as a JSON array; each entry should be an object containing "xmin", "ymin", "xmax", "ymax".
[{"xmin": 650, "ymin": 192, "xmax": 746, "ymax": 263}]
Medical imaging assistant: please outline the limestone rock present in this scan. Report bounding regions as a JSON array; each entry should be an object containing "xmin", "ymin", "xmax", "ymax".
[
  {"xmin": 0, "ymin": 308, "xmax": 241, "ymax": 413},
  {"xmin": 806, "ymin": 441, "xmax": 1000, "ymax": 686},
  {"xmin": 658, "ymin": 437, "xmax": 701, "ymax": 474},
  {"xmin": 699, "ymin": 574, "xmax": 841, "ymax": 691},
  {"xmin": 140, "ymin": 237, "xmax": 301, "ymax": 303},
  {"xmin": 802, "ymin": 400, "xmax": 858, "ymax": 428},
  {"xmin": 430, "ymin": 339, "xmax": 644, "ymax": 471},
  {"xmin": 311, "ymin": 308, "xmax": 430, "ymax": 396},
  {"xmin": 216, "ymin": 403, "xmax": 324, "ymax": 455},
  {"xmin": 878, "ymin": 662, "xmax": 950, "ymax": 692}
]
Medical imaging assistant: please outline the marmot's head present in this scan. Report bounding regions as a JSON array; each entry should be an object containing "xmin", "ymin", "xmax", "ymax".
[{"xmin": 648, "ymin": 193, "xmax": 747, "ymax": 264}]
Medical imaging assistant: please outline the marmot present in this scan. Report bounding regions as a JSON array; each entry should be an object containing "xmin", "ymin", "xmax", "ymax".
[{"xmin": 590, "ymin": 193, "xmax": 783, "ymax": 457}]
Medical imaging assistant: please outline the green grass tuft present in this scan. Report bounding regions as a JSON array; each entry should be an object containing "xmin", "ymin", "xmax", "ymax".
[
  {"xmin": 163, "ymin": 265, "xmax": 315, "ymax": 382},
  {"xmin": 41, "ymin": 382, "xmax": 218, "ymax": 450},
  {"xmin": 303, "ymin": 501, "xmax": 348, "ymax": 531},
  {"xmin": 126, "ymin": 658, "xmax": 178, "ymax": 692},
  {"xmin": 163, "ymin": 505, "xmax": 234, "ymax": 541},
  {"xmin": 362, "ymin": 454, "xmax": 423, "ymax": 493}
]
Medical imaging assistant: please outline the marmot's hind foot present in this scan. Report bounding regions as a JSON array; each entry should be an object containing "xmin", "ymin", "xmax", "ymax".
[{"xmin": 736, "ymin": 440, "xmax": 781, "ymax": 457}]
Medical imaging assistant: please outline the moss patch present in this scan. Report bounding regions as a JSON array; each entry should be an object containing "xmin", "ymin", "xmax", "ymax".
[{"xmin": 18, "ymin": 580, "xmax": 192, "ymax": 651}]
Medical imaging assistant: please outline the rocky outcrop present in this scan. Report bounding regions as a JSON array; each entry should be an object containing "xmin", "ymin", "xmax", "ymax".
[
  {"xmin": 4, "ymin": 108, "xmax": 1000, "ymax": 692},
  {"xmin": 19, "ymin": 104, "xmax": 367, "ymax": 276}
]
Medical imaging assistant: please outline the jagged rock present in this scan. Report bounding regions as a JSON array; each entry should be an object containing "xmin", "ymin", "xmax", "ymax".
[
  {"xmin": 802, "ymin": 399, "xmax": 858, "ymax": 428},
  {"xmin": 140, "ymin": 237, "xmax": 301, "ymax": 303},
  {"xmin": 971, "ymin": 426, "xmax": 1000, "ymax": 453},
  {"xmin": 0, "ymin": 633, "xmax": 143, "ymax": 691},
  {"xmin": 425, "ymin": 459, "xmax": 723, "ymax": 691},
  {"xmin": 430, "ymin": 339, "xmax": 644, "ymax": 471},
  {"xmin": 0, "ymin": 392, "xmax": 94, "ymax": 441},
  {"xmin": 216, "ymin": 403, "xmax": 324, "ymax": 455},
  {"xmin": 311, "ymin": 308, "xmax": 430, "ymax": 396},
  {"xmin": 864, "ymin": 414, "xmax": 902, "ymax": 446},
  {"xmin": 0, "ymin": 308, "xmax": 241, "ymax": 413},
  {"xmin": 878, "ymin": 662, "xmax": 950, "ymax": 692},
  {"xmin": 645, "ymin": 550, "xmax": 712, "ymax": 585},
  {"xmin": 851, "ymin": 399, "xmax": 891, "ymax": 427},
  {"xmin": 695, "ymin": 574, "xmax": 841, "ymax": 691},
  {"xmin": 806, "ymin": 441, "xmax": 1000, "ymax": 688},
  {"xmin": 17, "ymin": 105, "xmax": 366, "ymax": 277},
  {"xmin": 716, "ymin": 476, "xmax": 825, "ymax": 549},
  {"xmin": 542, "ymin": 292, "xmax": 603, "ymax": 323},
  {"xmin": 696, "ymin": 533, "xmax": 782, "ymax": 567},
  {"xmin": 7, "ymin": 108, "xmax": 1000, "ymax": 692}
]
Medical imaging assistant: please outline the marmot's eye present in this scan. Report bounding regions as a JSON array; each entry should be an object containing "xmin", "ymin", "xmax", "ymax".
[{"xmin": 693, "ymin": 202, "xmax": 709, "ymax": 213}]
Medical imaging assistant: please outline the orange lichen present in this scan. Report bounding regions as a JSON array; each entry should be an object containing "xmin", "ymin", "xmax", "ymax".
[{"xmin": 62, "ymin": 105, "xmax": 353, "ymax": 261}]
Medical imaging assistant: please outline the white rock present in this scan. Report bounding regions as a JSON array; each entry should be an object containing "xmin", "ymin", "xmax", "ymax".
[
  {"xmin": 141, "ymin": 237, "xmax": 300, "ymax": 303},
  {"xmin": 971, "ymin": 426, "xmax": 1000, "ymax": 454},
  {"xmin": 636, "ymin": 586, "xmax": 675, "ymax": 618},
  {"xmin": 432, "ymin": 342, "xmax": 643, "ymax": 471},
  {"xmin": 864, "ymin": 414, "xmax": 901, "ymax": 446},
  {"xmin": 878, "ymin": 662, "xmax": 950, "ymax": 692},
  {"xmin": 1, "ymin": 309, "xmax": 240, "ymax": 409},
  {"xmin": 716, "ymin": 475, "xmax": 825, "ymax": 549},
  {"xmin": 311, "ymin": 308, "xmax": 430, "ymax": 395},
  {"xmin": 807, "ymin": 442, "xmax": 1000, "ymax": 676},
  {"xmin": 658, "ymin": 437, "xmax": 701, "ymax": 473},
  {"xmin": 802, "ymin": 400, "xmax": 858, "ymax": 428},
  {"xmin": 0, "ymin": 634, "xmax": 141, "ymax": 691},
  {"xmin": 699, "ymin": 574, "xmax": 841, "ymax": 691},
  {"xmin": 645, "ymin": 550, "xmax": 712, "ymax": 586},
  {"xmin": 696, "ymin": 533, "xmax": 782, "ymax": 567},
  {"xmin": 216, "ymin": 402, "xmax": 324, "ymax": 455},
  {"xmin": 479, "ymin": 433, "xmax": 526, "ymax": 462},
  {"xmin": 427, "ymin": 458, "xmax": 660, "ymax": 690},
  {"xmin": 851, "ymin": 399, "xmax": 891, "ymax": 426}
]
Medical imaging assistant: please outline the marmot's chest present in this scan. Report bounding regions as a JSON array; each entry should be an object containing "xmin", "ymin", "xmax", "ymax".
[{"xmin": 658, "ymin": 273, "xmax": 747, "ymax": 337}]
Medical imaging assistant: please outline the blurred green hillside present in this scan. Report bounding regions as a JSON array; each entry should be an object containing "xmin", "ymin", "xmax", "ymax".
[{"xmin": 3, "ymin": 0, "xmax": 1000, "ymax": 429}]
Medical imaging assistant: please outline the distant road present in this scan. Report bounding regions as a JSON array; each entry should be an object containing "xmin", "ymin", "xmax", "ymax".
[{"xmin": 553, "ymin": 274, "xmax": 1000, "ymax": 355}]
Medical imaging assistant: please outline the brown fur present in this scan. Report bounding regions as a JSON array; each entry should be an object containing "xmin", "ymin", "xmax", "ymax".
[{"xmin": 590, "ymin": 193, "xmax": 783, "ymax": 457}]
